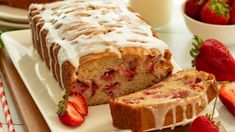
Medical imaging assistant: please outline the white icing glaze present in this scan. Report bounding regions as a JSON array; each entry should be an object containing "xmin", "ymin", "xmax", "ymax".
[
  {"xmin": 147, "ymin": 92, "xmax": 208, "ymax": 130},
  {"xmin": 29, "ymin": 0, "xmax": 169, "ymax": 89},
  {"xmin": 171, "ymin": 105, "xmax": 176, "ymax": 129},
  {"xmin": 53, "ymin": 46, "xmax": 59, "ymax": 81}
]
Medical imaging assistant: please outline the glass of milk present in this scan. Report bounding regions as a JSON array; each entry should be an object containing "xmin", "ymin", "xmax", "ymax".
[{"xmin": 129, "ymin": 0, "xmax": 173, "ymax": 29}]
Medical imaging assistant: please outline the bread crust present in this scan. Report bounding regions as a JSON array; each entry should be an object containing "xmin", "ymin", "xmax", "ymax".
[{"xmin": 109, "ymin": 70, "xmax": 218, "ymax": 132}]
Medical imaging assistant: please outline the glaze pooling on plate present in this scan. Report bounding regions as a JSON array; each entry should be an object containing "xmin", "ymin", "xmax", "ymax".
[{"xmin": 29, "ymin": 0, "xmax": 170, "ymax": 89}]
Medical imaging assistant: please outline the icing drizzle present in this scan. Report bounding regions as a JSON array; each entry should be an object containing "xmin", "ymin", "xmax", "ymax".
[
  {"xmin": 117, "ymin": 71, "xmax": 214, "ymax": 130},
  {"xmin": 147, "ymin": 92, "xmax": 208, "ymax": 130},
  {"xmin": 29, "ymin": 0, "xmax": 169, "ymax": 89},
  {"xmin": 30, "ymin": 0, "xmax": 170, "ymax": 68}
]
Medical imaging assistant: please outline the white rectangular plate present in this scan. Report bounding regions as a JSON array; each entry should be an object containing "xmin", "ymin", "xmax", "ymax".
[{"xmin": 2, "ymin": 30, "xmax": 218, "ymax": 132}]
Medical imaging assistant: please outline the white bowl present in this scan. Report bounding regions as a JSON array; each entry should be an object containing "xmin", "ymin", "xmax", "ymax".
[{"xmin": 181, "ymin": 2, "xmax": 235, "ymax": 45}]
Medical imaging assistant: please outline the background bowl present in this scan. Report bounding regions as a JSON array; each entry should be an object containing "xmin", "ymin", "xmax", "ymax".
[{"xmin": 181, "ymin": 2, "xmax": 235, "ymax": 45}]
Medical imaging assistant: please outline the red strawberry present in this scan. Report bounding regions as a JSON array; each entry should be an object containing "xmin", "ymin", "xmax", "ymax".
[
  {"xmin": 190, "ymin": 35, "xmax": 235, "ymax": 81},
  {"xmin": 230, "ymin": 1, "xmax": 235, "ymax": 24},
  {"xmin": 104, "ymin": 82, "xmax": 120, "ymax": 98},
  {"xmin": 185, "ymin": 0, "xmax": 208, "ymax": 20},
  {"xmin": 119, "ymin": 58, "xmax": 138, "ymax": 79},
  {"xmin": 68, "ymin": 93, "xmax": 88, "ymax": 117},
  {"xmin": 57, "ymin": 101, "xmax": 84, "ymax": 127},
  {"xmin": 219, "ymin": 83, "xmax": 235, "ymax": 116},
  {"xmin": 145, "ymin": 55, "xmax": 156, "ymax": 74},
  {"xmin": 201, "ymin": 0, "xmax": 230, "ymax": 25},
  {"xmin": 190, "ymin": 115, "xmax": 219, "ymax": 132},
  {"xmin": 226, "ymin": 0, "xmax": 233, "ymax": 5}
]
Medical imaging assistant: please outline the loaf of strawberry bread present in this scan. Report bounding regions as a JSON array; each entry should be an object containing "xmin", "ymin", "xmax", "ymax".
[
  {"xmin": 28, "ymin": 0, "xmax": 173, "ymax": 105},
  {"xmin": 109, "ymin": 70, "xmax": 218, "ymax": 132}
]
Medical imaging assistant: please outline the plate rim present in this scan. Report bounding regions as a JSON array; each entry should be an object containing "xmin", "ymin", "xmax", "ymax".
[
  {"xmin": 0, "ymin": 5, "xmax": 28, "ymax": 23},
  {"xmin": 0, "ymin": 19, "xmax": 29, "ymax": 29},
  {"xmin": 1, "ymin": 29, "xmax": 219, "ymax": 132}
]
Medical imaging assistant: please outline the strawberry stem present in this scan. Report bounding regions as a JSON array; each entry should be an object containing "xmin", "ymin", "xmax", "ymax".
[
  {"xmin": 205, "ymin": 96, "xmax": 220, "ymax": 128},
  {"xmin": 63, "ymin": 92, "xmax": 69, "ymax": 100},
  {"xmin": 216, "ymin": 121, "xmax": 221, "ymax": 126},
  {"xmin": 57, "ymin": 100, "xmax": 67, "ymax": 115},
  {"xmin": 211, "ymin": 96, "xmax": 218, "ymax": 120},
  {"xmin": 190, "ymin": 35, "xmax": 203, "ymax": 67},
  {"xmin": 210, "ymin": 0, "xmax": 230, "ymax": 17}
]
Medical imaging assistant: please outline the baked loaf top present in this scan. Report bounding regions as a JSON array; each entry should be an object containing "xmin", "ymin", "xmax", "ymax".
[
  {"xmin": 109, "ymin": 70, "xmax": 218, "ymax": 131},
  {"xmin": 29, "ymin": 0, "xmax": 169, "ymax": 70}
]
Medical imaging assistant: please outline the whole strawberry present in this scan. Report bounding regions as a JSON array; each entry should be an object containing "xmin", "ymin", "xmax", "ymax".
[
  {"xmin": 185, "ymin": 0, "xmax": 208, "ymax": 20},
  {"xmin": 201, "ymin": 0, "xmax": 230, "ymax": 24},
  {"xmin": 230, "ymin": 0, "xmax": 235, "ymax": 24},
  {"xmin": 190, "ymin": 35, "xmax": 235, "ymax": 81},
  {"xmin": 190, "ymin": 115, "xmax": 219, "ymax": 132}
]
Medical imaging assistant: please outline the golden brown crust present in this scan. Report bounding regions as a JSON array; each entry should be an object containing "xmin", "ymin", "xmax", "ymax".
[
  {"xmin": 54, "ymin": 45, "xmax": 62, "ymax": 86},
  {"xmin": 30, "ymin": 8, "xmax": 44, "ymax": 60},
  {"xmin": 36, "ymin": 20, "xmax": 45, "ymax": 59},
  {"xmin": 79, "ymin": 47, "xmax": 163, "ymax": 66},
  {"xmin": 28, "ymin": 9, "xmax": 37, "ymax": 48},
  {"xmin": 40, "ymin": 28, "xmax": 50, "ymax": 68},
  {"xmin": 109, "ymin": 70, "xmax": 218, "ymax": 132},
  {"xmin": 50, "ymin": 44, "xmax": 59, "ymax": 81}
]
